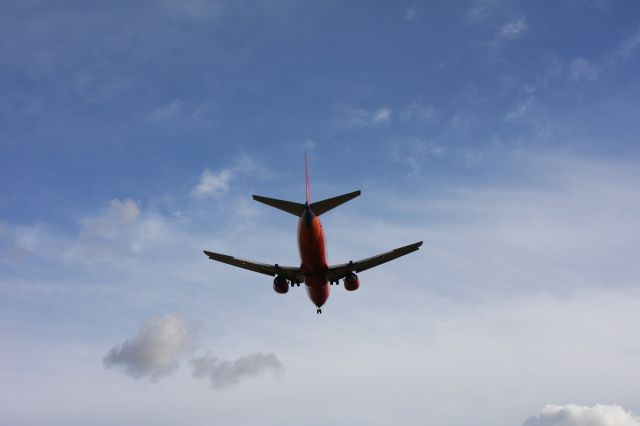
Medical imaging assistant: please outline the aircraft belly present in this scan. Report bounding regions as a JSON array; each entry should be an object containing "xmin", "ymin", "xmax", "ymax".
[
  {"xmin": 306, "ymin": 282, "xmax": 329, "ymax": 307},
  {"xmin": 298, "ymin": 216, "xmax": 329, "ymax": 307},
  {"xmin": 298, "ymin": 219, "xmax": 328, "ymax": 273}
]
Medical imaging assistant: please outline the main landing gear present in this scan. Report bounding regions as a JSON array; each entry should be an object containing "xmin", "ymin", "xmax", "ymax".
[{"xmin": 316, "ymin": 307, "xmax": 322, "ymax": 314}]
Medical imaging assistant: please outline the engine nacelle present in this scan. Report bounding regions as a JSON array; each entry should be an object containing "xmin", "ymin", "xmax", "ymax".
[
  {"xmin": 273, "ymin": 275, "xmax": 289, "ymax": 294},
  {"xmin": 344, "ymin": 272, "xmax": 359, "ymax": 291}
]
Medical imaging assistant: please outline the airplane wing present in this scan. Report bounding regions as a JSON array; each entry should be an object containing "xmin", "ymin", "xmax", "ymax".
[
  {"xmin": 203, "ymin": 250, "xmax": 304, "ymax": 283},
  {"xmin": 326, "ymin": 241, "xmax": 423, "ymax": 282}
]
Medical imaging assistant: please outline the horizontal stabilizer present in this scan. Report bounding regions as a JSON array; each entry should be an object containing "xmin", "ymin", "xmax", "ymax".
[
  {"xmin": 310, "ymin": 190, "xmax": 361, "ymax": 216},
  {"xmin": 252, "ymin": 195, "xmax": 306, "ymax": 217}
]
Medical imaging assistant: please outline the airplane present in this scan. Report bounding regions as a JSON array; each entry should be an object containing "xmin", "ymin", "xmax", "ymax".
[{"xmin": 203, "ymin": 156, "xmax": 422, "ymax": 314}]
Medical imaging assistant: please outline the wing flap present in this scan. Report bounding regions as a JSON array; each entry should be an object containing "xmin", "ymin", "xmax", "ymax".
[
  {"xmin": 327, "ymin": 241, "xmax": 423, "ymax": 281},
  {"xmin": 203, "ymin": 250, "xmax": 303, "ymax": 282}
]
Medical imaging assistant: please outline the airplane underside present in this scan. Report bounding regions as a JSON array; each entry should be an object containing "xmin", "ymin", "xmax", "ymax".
[
  {"xmin": 305, "ymin": 283, "xmax": 329, "ymax": 314},
  {"xmin": 203, "ymin": 155, "xmax": 422, "ymax": 314}
]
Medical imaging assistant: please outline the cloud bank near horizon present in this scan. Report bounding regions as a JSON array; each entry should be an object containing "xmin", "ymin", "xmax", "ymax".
[{"xmin": 524, "ymin": 404, "xmax": 640, "ymax": 426}]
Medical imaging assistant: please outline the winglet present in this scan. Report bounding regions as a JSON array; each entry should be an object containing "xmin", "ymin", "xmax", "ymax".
[{"xmin": 305, "ymin": 153, "xmax": 311, "ymax": 204}]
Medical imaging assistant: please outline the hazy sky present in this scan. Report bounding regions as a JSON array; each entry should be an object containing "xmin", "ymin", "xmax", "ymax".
[{"xmin": 2, "ymin": 1, "xmax": 640, "ymax": 425}]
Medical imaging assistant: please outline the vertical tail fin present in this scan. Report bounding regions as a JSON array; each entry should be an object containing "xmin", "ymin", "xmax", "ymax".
[{"xmin": 305, "ymin": 153, "xmax": 311, "ymax": 204}]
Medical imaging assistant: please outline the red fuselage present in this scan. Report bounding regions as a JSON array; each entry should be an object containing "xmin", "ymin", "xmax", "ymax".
[{"xmin": 297, "ymin": 204, "xmax": 330, "ymax": 308}]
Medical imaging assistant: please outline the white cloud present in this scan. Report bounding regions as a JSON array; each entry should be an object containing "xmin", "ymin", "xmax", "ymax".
[
  {"xmin": 498, "ymin": 18, "xmax": 528, "ymax": 40},
  {"xmin": 524, "ymin": 404, "xmax": 640, "ymax": 426},
  {"xmin": 103, "ymin": 314, "xmax": 283, "ymax": 388},
  {"xmin": 542, "ymin": 55, "xmax": 564, "ymax": 85},
  {"xmin": 190, "ymin": 351, "xmax": 284, "ymax": 389},
  {"xmin": 448, "ymin": 114, "xmax": 470, "ymax": 131},
  {"xmin": 72, "ymin": 70, "xmax": 129, "ymax": 104},
  {"xmin": 110, "ymin": 198, "xmax": 140, "ymax": 223},
  {"xmin": 568, "ymin": 58, "xmax": 601, "ymax": 81},
  {"xmin": 401, "ymin": 101, "xmax": 440, "ymax": 123},
  {"xmin": 78, "ymin": 198, "xmax": 140, "ymax": 240},
  {"xmin": 190, "ymin": 154, "xmax": 266, "ymax": 199},
  {"xmin": 103, "ymin": 315, "xmax": 193, "ymax": 380},
  {"xmin": 0, "ymin": 221, "xmax": 9, "ymax": 238},
  {"xmin": 467, "ymin": 0, "xmax": 499, "ymax": 21},
  {"xmin": 191, "ymin": 168, "xmax": 233, "ymax": 198},
  {"xmin": 347, "ymin": 107, "xmax": 392, "ymax": 126},
  {"xmin": 1, "ymin": 158, "xmax": 270, "ymax": 275},
  {"xmin": 3, "ymin": 154, "xmax": 640, "ymax": 425},
  {"xmin": 505, "ymin": 97, "xmax": 533, "ymax": 121},
  {"xmin": 146, "ymin": 98, "xmax": 185, "ymax": 122},
  {"xmin": 146, "ymin": 98, "xmax": 217, "ymax": 125},
  {"xmin": 303, "ymin": 139, "xmax": 316, "ymax": 150},
  {"xmin": 40, "ymin": 196, "xmax": 198, "ymax": 270},
  {"xmin": 617, "ymin": 27, "xmax": 640, "ymax": 58},
  {"xmin": 391, "ymin": 138, "xmax": 445, "ymax": 175},
  {"xmin": 601, "ymin": 27, "xmax": 640, "ymax": 68},
  {"xmin": 405, "ymin": 5, "xmax": 417, "ymax": 21}
]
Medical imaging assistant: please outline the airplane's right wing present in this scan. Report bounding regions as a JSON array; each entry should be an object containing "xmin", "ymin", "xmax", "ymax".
[
  {"xmin": 203, "ymin": 250, "xmax": 304, "ymax": 283},
  {"xmin": 326, "ymin": 241, "xmax": 423, "ymax": 282}
]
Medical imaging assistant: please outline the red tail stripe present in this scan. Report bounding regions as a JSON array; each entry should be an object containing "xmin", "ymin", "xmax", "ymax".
[{"xmin": 305, "ymin": 153, "xmax": 311, "ymax": 203}]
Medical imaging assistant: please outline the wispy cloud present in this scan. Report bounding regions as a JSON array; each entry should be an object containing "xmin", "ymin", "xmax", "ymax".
[
  {"xmin": 3, "ymin": 154, "xmax": 640, "ymax": 423},
  {"xmin": 617, "ymin": 27, "xmax": 640, "ymax": 59},
  {"xmin": 191, "ymin": 351, "xmax": 284, "ymax": 389},
  {"xmin": 524, "ymin": 27, "xmax": 640, "ymax": 88},
  {"xmin": 192, "ymin": 169, "xmax": 234, "ymax": 198},
  {"xmin": 523, "ymin": 404, "xmax": 640, "ymax": 426},
  {"xmin": 1, "ymin": 158, "xmax": 271, "ymax": 277},
  {"xmin": 448, "ymin": 114, "xmax": 471, "ymax": 132},
  {"xmin": 497, "ymin": 18, "xmax": 528, "ymax": 41},
  {"xmin": 466, "ymin": 0, "xmax": 499, "ymax": 21},
  {"xmin": 346, "ymin": 107, "xmax": 392, "ymax": 126},
  {"xmin": 1, "ymin": 196, "xmax": 204, "ymax": 279},
  {"xmin": 81, "ymin": 198, "xmax": 140, "ymax": 238},
  {"xmin": 191, "ymin": 155, "xmax": 264, "ymax": 199},
  {"xmin": 72, "ymin": 70, "xmax": 129, "ymax": 104},
  {"xmin": 505, "ymin": 97, "xmax": 533, "ymax": 121},
  {"xmin": 146, "ymin": 98, "xmax": 217, "ymax": 125},
  {"xmin": 401, "ymin": 101, "xmax": 440, "ymax": 124},
  {"xmin": 146, "ymin": 99, "xmax": 185, "ymax": 122},
  {"xmin": 3, "ymin": 1, "xmax": 640, "ymax": 422},
  {"xmin": 568, "ymin": 57, "xmax": 601, "ymax": 81},
  {"xmin": 405, "ymin": 5, "xmax": 417, "ymax": 21},
  {"xmin": 303, "ymin": 139, "xmax": 316, "ymax": 151},
  {"xmin": 391, "ymin": 139, "xmax": 445, "ymax": 175}
]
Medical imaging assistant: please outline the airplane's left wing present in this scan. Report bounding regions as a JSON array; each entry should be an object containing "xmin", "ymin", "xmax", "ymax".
[
  {"xmin": 326, "ymin": 241, "xmax": 423, "ymax": 282},
  {"xmin": 203, "ymin": 250, "xmax": 303, "ymax": 283}
]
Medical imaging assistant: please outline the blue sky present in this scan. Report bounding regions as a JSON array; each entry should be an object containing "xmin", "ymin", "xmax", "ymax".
[{"xmin": 2, "ymin": 1, "xmax": 640, "ymax": 425}]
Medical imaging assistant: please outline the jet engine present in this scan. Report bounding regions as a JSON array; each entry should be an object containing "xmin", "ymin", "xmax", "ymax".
[
  {"xmin": 344, "ymin": 272, "xmax": 359, "ymax": 291},
  {"xmin": 273, "ymin": 275, "xmax": 289, "ymax": 294}
]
